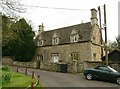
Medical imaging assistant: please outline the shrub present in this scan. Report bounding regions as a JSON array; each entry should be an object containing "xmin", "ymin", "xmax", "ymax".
[
  {"xmin": 2, "ymin": 73, "xmax": 11, "ymax": 84},
  {"xmin": 1, "ymin": 66, "xmax": 10, "ymax": 71}
]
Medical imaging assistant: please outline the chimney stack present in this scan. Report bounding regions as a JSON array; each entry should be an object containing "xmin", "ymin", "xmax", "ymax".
[
  {"xmin": 38, "ymin": 23, "xmax": 44, "ymax": 35},
  {"xmin": 90, "ymin": 8, "xmax": 98, "ymax": 25}
]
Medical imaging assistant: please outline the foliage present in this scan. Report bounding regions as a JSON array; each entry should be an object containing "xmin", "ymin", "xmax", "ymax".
[
  {"xmin": 108, "ymin": 41, "xmax": 118, "ymax": 52},
  {"xmin": 2, "ymin": 15, "xmax": 13, "ymax": 56},
  {"xmin": 1, "ymin": 66, "xmax": 11, "ymax": 84},
  {"xmin": 1, "ymin": 65, "xmax": 10, "ymax": 71},
  {"xmin": 2, "ymin": 70, "xmax": 40, "ymax": 87},
  {"xmin": 2, "ymin": 15, "xmax": 35, "ymax": 62},
  {"xmin": 116, "ymin": 35, "xmax": 120, "ymax": 49},
  {"xmin": 1, "ymin": 66, "xmax": 42, "ymax": 88},
  {"xmin": 108, "ymin": 35, "xmax": 120, "ymax": 52},
  {"xmin": 2, "ymin": 73, "xmax": 11, "ymax": 84},
  {"xmin": 13, "ymin": 19, "xmax": 35, "ymax": 62},
  {"xmin": 0, "ymin": 69, "xmax": 2, "ymax": 88}
]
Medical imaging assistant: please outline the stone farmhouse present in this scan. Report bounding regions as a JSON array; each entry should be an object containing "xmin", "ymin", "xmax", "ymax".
[{"xmin": 34, "ymin": 8, "xmax": 104, "ymax": 73}]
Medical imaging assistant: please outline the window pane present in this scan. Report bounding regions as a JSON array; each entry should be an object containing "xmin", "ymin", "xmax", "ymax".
[
  {"xmin": 52, "ymin": 54, "xmax": 59, "ymax": 63},
  {"xmin": 71, "ymin": 53, "xmax": 79, "ymax": 61}
]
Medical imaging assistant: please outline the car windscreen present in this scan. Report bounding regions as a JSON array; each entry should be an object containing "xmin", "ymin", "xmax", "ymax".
[{"xmin": 108, "ymin": 66, "xmax": 118, "ymax": 72}]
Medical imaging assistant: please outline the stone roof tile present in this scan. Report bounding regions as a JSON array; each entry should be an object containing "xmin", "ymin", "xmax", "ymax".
[{"xmin": 37, "ymin": 22, "xmax": 92, "ymax": 46}]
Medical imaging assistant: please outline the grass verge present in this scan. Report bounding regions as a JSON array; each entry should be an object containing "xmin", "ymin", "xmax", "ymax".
[{"xmin": 1, "ymin": 66, "xmax": 42, "ymax": 88}]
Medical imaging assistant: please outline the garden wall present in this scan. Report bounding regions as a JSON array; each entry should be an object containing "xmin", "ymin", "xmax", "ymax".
[{"xmin": 2, "ymin": 57, "xmax": 120, "ymax": 73}]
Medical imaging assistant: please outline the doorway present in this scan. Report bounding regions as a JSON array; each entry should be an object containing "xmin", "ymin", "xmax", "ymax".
[{"xmin": 37, "ymin": 54, "xmax": 44, "ymax": 69}]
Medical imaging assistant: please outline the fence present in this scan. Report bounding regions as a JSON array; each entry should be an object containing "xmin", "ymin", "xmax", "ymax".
[{"xmin": 16, "ymin": 67, "xmax": 40, "ymax": 89}]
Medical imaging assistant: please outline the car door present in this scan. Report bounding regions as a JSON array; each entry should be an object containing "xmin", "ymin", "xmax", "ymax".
[
  {"xmin": 93, "ymin": 67, "xmax": 105, "ymax": 79},
  {"xmin": 97, "ymin": 67, "xmax": 113, "ymax": 81}
]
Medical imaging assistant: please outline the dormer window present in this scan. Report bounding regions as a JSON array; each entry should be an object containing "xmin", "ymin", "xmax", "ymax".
[
  {"xmin": 52, "ymin": 37, "xmax": 59, "ymax": 45},
  {"xmin": 70, "ymin": 34, "xmax": 79, "ymax": 43},
  {"xmin": 74, "ymin": 35, "xmax": 77, "ymax": 42},
  {"xmin": 52, "ymin": 32, "xmax": 59, "ymax": 45},
  {"xmin": 38, "ymin": 40, "xmax": 44, "ymax": 46},
  {"xmin": 70, "ymin": 29, "xmax": 79, "ymax": 43}
]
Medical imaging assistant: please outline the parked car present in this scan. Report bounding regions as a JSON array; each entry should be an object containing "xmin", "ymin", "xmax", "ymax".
[{"xmin": 84, "ymin": 65, "xmax": 120, "ymax": 84}]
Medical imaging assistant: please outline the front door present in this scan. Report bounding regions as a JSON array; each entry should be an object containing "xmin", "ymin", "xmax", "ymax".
[{"xmin": 37, "ymin": 54, "xmax": 44, "ymax": 69}]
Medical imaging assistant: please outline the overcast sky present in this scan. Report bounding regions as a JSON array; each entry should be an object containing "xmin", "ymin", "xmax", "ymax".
[{"xmin": 20, "ymin": 0, "xmax": 119, "ymax": 41}]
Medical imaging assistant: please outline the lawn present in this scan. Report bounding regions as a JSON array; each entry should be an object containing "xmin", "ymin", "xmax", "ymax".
[{"xmin": 1, "ymin": 66, "xmax": 42, "ymax": 88}]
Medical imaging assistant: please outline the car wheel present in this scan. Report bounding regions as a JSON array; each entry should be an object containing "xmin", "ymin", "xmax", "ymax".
[
  {"xmin": 86, "ymin": 73, "xmax": 93, "ymax": 80},
  {"xmin": 116, "ymin": 77, "xmax": 120, "ymax": 85}
]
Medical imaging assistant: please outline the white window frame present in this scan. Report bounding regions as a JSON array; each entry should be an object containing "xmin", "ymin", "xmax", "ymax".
[
  {"xmin": 51, "ymin": 54, "xmax": 59, "ymax": 63},
  {"xmin": 37, "ymin": 54, "xmax": 44, "ymax": 61},
  {"xmin": 70, "ymin": 36, "xmax": 74, "ymax": 43},
  {"xmin": 37, "ymin": 54, "xmax": 40, "ymax": 60},
  {"xmin": 52, "ymin": 37, "xmax": 59, "ymax": 45},
  {"xmin": 38, "ymin": 40, "xmax": 44, "ymax": 46},
  {"xmin": 74, "ymin": 35, "xmax": 77, "ymax": 42},
  {"xmin": 70, "ymin": 34, "xmax": 79, "ymax": 43}
]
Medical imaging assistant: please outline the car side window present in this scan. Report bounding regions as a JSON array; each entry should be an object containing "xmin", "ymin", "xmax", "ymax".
[
  {"xmin": 94, "ymin": 66, "xmax": 99, "ymax": 69},
  {"xmin": 98, "ymin": 67, "xmax": 110, "ymax": 72}
]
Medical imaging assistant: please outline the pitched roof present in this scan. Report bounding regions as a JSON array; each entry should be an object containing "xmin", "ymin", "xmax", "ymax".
[{"xmin": 37, "ymin": 22, "xmax": 92, "ymax": 46}]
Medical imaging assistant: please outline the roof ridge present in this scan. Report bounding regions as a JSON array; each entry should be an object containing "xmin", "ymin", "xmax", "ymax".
[{"xmin": 44, "ymin": 22, "xmax": 91, "ymax": 32}]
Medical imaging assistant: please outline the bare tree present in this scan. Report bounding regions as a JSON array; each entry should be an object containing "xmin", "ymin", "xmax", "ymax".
[
  {"xmin": 108, "ymin": 35, "xmax": 120, "ymax": 52},
  {"xmin": 116, "ymin": 35, "xmax": 120, "ymax": 49},
  {"xmin": 108, "ymin": 41, "xmax": 118, "ymax": 52},
  {"xmin": 0, "ymin": 0, "xmax": 26, "ymax": 15}
]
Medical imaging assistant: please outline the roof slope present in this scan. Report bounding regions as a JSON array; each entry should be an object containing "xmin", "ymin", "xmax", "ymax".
[{"xmin": 37, "ymin": 22, "xmax": 92, "ymax": 46}]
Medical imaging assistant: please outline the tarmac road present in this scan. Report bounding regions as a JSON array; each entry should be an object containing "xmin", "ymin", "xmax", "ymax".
[{"xmin": 10, "ymin": 66, "xmax": 119, "ymax": 88}]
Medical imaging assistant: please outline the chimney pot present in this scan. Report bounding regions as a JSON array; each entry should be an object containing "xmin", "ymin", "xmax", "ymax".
[{"xmin": 38, "ymin": 23, "xmax": 44, "ymax": 35}]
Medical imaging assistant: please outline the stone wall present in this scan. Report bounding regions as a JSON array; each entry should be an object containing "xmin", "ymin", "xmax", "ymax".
[
  {"xmin": 84, "ymin": 61, "xmax": 102, "ymax": 68},
  {"xmin": 109, "ymin": 62, "xmax": 120, "ymax": 72},
  {"xmin": 91, "ymin": 25, "xmax": 101, "ymax": 45},
  {"xmin": 35, "ymin": 42, "xmax": 93, "ymax": 73},
  {"xmin": 2, "ymin": 57, "xmax": 37, "ymax": 68},
  {"xmin": 91, "ymin": 44, "xmax": 101, "ymax": 61},
  {"xmin": 2, "ymin": 56, "xmax": 14, "ymax": 65},
  {"xmin": 36, "ymin": 42, "xmax": 92, "ymax": 64},
  {"xmin": 13, "ymin": 61, "xmax": 37, "ymax": 68},
  {"xmin": 67, "ymin": 62, "xmax": 84, "ymax": 73},
  {"xmin": 3, "ymin": 57, "xmax": 120, "ymax": 73},
  {"xmin": 40, "ymin": 63, "xmax": 57, "ymax": 71},
  {"xmin": 40, "ymin": 62, "xmax": 84, "ymax": 73}
]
